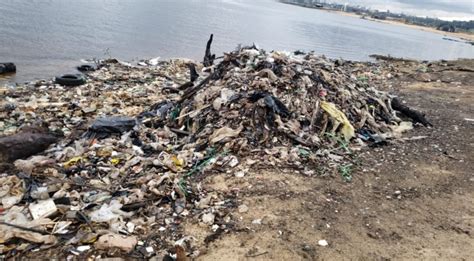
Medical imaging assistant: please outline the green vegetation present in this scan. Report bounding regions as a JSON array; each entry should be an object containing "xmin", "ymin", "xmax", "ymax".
[{"xmin": 339, "ymin": 164, "xmax": 353, "ymax": 182}]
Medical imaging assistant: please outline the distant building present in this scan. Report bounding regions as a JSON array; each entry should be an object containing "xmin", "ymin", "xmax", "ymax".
[{"xmin": 291, "ymin": 0, "xmax": 325, "ymax": 8}]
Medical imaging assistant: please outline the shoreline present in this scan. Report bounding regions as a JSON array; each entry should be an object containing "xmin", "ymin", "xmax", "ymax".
[
  {"xmin": 284, "ymin": 3, "xmax": 474, "ymax": 44},
  {"xmin": 2, "ymin": 5, "xmax": 473, "ymax": 86},
  {"xmin": 297, "ymin": 5, "xmax": 474, "ymax": 42}
]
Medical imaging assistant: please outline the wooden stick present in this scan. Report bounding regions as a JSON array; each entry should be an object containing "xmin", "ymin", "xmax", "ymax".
[
  {"xmin": 203, "ymin": 34, "xmax": 216, "ymax": 67},
  {"xmin": 246, "ymin": 251, "xmax": 269, "ymax": 258},
  {"xmin": 0, "ymin": 221, "xmax": 49, "ymax": 235},
  {"xmin": 170, "ymin": 128, "xmax": 192, "ymax": 136},
  {"xmin": 179, "ymin": 73, "xmax": 214, "ymax": 103},
  {"xmin": 391, "ymin": 98, "xmax": 432, "ymax": 127},
  {"xmin": 187, "ymin": 63, "xmax": 199, "ymax": 82}
]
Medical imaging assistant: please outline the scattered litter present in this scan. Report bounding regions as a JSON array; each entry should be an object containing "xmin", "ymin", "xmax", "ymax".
[
  {"xmin": 201, "ymin": 213, "xmax": 215, "ymax": 225},
  {"xmin": 318, "ymin": 240, "xmax": 328, "ymax": 247},
  {"xmin": 76, "ymin": 245, "xmax": 91, "ymax": 252},
  {"xmin": 29, "ymin": 199, "xmax": 57, "ymax": 220},
  {"xmin": 94, "ymin": 233, "xmax": 138, "ymax": 253},
  {"xmin": 14, "ymin": 156, "xmax": 54, "ymax": 175},
  {"xmin": 0, "ymin": 224, "xmax": 56, "ymax": 245},
  {"xmin": 85, "ymin": 116, "xmax": 136, "ymax": 139},
  {"xmin": 145, "ymin": 246, "xmax": 154, "ymax": 253},
  {"xmin": 30, "ymin": 187, "xmax": 49, "ymax": 200},
  {"xmin": 235, "ymin": 170, "xmax": 246, "ymax": 178},
  {"xmin": 391, "ymin": 121, "xmax": 413, "ymax": 137},
  {"xmin": 238, "ymin": 204, "xmax": 249, "ymax": 213},
  {"xmin": 0, "ymin": 176, "xmax": 25, "ymax": 209},
  {"xmin": 321, "ymin": 101, "xmax": 355, "ymax": 141},
  {"xmin": 0, "ymin": 209, "xmax": 56, "ymax": 245},
  {"xmin": 89, "ymin": 200, "xmax": 131, "ymax": 223},
  {"xmin": 0, "ymin": 37, "xmax": 430, "ymax": 257},
  {"xmin": 402, "ymin": 135, "xmax": 429, "ymax": 141},
  {"xmin": 209, "ymin": 125, "xmax": 243, "ymax": 144}
]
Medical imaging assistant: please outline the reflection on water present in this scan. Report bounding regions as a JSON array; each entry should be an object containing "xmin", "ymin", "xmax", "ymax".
[{"xmin": 0, "ymin": 0, "xmax": 472, "ymax": 84}]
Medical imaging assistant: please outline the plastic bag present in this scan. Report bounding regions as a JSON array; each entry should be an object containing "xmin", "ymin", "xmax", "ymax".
[
  {"xmin": 321, "ymin": 101, "xmax": 355, "ymax": 141},
  {"xmin": 85, "ymin": 116, "xmax": 136, "ymax": 139}
]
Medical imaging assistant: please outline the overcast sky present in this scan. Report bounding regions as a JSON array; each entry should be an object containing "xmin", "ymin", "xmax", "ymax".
[{"xmin": 332, "ymin": 0, "xmax": 474, "ymax": 21}]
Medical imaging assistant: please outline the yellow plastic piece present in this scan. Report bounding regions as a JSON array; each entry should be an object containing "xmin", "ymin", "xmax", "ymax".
[{"xmin": 321, "ymin": 101, "xmax": 355, "ymax": 141}]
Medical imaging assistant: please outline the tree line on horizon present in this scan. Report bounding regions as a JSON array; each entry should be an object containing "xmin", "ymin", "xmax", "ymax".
[{"xmin": 280, "ymin": 0, "xmax": 474, "ymax": 33}]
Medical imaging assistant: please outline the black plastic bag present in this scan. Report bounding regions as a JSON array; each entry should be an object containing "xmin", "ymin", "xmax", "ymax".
[
  {"xmin": 249, "ymin": 92, "xmax": 291, "ymax": 118},
  {"xmin": 85, "ymin": 116, "xmax": 136, "ymax": 139}
]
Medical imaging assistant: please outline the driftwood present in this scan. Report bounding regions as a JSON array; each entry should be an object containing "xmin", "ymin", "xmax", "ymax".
[
  {"xmin": 187, "ymin": 63, "xmax": 199, "ymax": 82},
  {"xmin": 0, "ymin": 221, "xmax": 49, "ymax": 235},
  {"xmin": 179, "ymin": 35, "xmax": 230, "ymax": 103},
  {"xmin": 391, "ymin": 98, "xmax": 432, "ymax": 127},
  {"xmin": 179, "ymin": 58, "xmax": 233, "ymax": 103},
  {"xmin": 177, "ymin": 82, "xmax": 194, "ymax": 91},
  {"xmin": 179, "ymin": 73, "xmax": 214, "ymax": 103},
  {"xmin": 169, "ymin": 64, "xmax": 200, "ymax": 93},
  {"xmin": 175, "ymin": 64, "xmax": 199, "ymax": 91},
  {"xmin": 0, "ymin": 123, "xmax": 60, "ymax": 162},
  {"xmin": 203, "ymin": 34, "xmax": 216, "ymax": 67},
  {"xmin": 162, "ymin": 86, "xmax": 181, "ymax": 93},
  {"xmin": 284, "ymin": 132, "xmax": 314, "ymax": 147}
]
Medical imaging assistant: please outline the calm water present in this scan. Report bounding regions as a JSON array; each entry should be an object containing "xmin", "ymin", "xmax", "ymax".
[{"xmin": 1, "ymin": 0, "xmax": 473, "ymax": 84}]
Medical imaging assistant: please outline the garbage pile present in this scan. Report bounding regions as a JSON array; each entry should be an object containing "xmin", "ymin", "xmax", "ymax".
[{"xmin": 0, "ymin": 44, "xmax": 430, "ymax": 258}]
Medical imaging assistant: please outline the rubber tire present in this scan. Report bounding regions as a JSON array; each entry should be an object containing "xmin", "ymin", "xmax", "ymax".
[
  {"xmin": 0, "ymin": 63, "xmax": 16, "ymax": 74},
  {"xmin": 77, "ymin": 64, "xmax": 95, "ymax": 72},
  {"xmin": 55, "ymin": 74, "xmax": 86, "ymax": 87}
]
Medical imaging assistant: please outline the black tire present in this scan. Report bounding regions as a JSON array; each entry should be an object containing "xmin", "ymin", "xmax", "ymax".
[
  {"xmin": 0, "ymin": 63, "xmax": 16, "ymax": 74},
  {"xmin": 77, "ymin": 64, "xmax": 96, "ymax": 72},
  {"xmin": 55, "ymin": 74, "xmax": 86, "ymax": 86}
]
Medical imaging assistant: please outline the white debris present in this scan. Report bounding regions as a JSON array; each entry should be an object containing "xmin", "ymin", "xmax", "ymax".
[
  {"xmin": 94, "ymin": 233, "xmax": 138, "ymax": 253},
  {"xmin": 89, "ymin": 200, "xmax": 131, "ymax": 222},
  {"xmin": 318, "ymin": 240, "xmax": 328, "ymax": 246},
  {"xmin": 228, "ymin": 156, "xmax": 240, "ymax": 168},
  {"xmin": 235, "ymin": 170, "xmax": 246, "ymax": 178},
  {"xmin": 30, "ymin": 187, "xmax": 49, "ymax": 200},
  {"xmin": 202, "ymin": 212, "xmax": 215, "ymax": 225},
  {"xmin": 76, "ymin": 245, "xmax": 91, "ymax": 252},
  {"xmin": 29, "ymin": 199, "xmax": 57, "ymax": 220},
  {"xmin": 126, "ymin": 222, "xmax": 136, "ymax": 233},
  {"xmin": 238, "ymin": 204, "xmax": 249, "ymax": 213}
]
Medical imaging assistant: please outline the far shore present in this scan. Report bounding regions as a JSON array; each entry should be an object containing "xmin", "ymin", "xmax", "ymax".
[{"xmin": 316, "ymin": 8, "xmax": 474, "ymax": 42}]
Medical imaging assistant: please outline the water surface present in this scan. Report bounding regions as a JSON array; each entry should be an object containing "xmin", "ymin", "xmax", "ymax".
[{"xmin": 1, "ymin": 0, "xmax": 473, "ymax": 84}]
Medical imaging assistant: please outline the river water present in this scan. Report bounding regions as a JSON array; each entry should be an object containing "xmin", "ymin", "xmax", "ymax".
[{"xmin": 1, "ymin": 0, "xmax": 473, "ymax": 84}]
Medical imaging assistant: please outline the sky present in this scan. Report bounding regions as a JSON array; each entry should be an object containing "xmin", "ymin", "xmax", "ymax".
[{"xmin": 332, "ymin": 0, "xmax": 474, "ymax": 21}]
